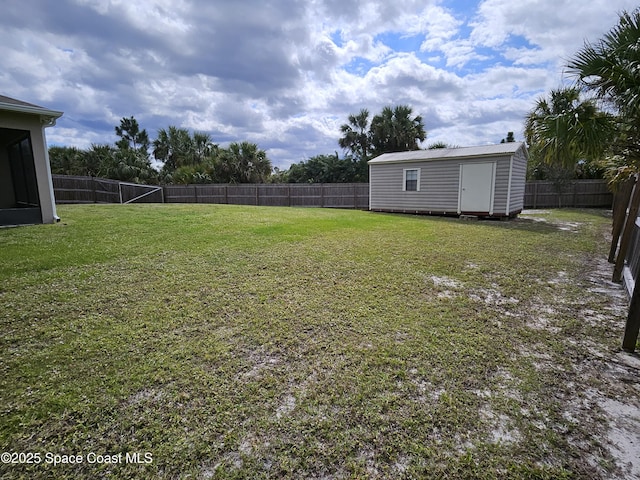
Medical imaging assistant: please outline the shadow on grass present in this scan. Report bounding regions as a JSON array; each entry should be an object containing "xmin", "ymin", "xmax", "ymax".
[{"xmin": 373, "ymin": 208, "xmax": 611, "ymax": 235}]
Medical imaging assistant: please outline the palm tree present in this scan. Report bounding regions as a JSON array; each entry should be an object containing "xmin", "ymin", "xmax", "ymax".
[
  {"xmin": 568, "ymin": 8, "xmax": 640, "ymax": 165},
  {"xmin": 193, "ymin": 132, "xmax": 216, "ymax": 164},
  {"xmin": 153, "ymin": 126, "xmax": 215, "ymax": 173},
  {"xmin": 153, "ymin": 126, "xmax": 186, "ymax": 172},
  {"xmin": 215, "ymin": 142, "xmax": 271, "ymax": 183},
  {"xmin": 370, "ymin": 105, "xmax": 426, "ymax": 155},
  {"xmin": 338, "ymin": 109, "xmax": 371, "ymax": 161},
  {"xmin": 89, "ymin": 144, "xmax": 157, "ymax": 184},
  {"xmin": 524, "ymin": 87, "xmax": 614, "ymax": 170},
  {"xmin": 48, "ymin": 146, "xmax": 86, "ymax": 175}
]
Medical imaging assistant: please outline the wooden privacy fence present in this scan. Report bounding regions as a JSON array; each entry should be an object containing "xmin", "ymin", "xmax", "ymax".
[
  {"xmin": 53, "ymin": 176, "xmax": 369, "ymax": 209},
  {"xmin": 164, "ymin": 183, "xmax": 370, "ymax": 208},
  {"xmin": 53, "ymin": 175, "xmax": 613, "ymax": 210},
  {"xmin": 524, "ymin": 180, "xmax": 613, "ymax": 208},
  {"xmin": 52, "ymin": 176, "xmax": 164, "ymax": 204}
]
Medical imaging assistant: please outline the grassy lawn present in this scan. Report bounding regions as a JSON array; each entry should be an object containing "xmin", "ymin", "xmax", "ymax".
[{"xmin": 0, "ymin": 204, "xmax": 633, "ymax": 479}]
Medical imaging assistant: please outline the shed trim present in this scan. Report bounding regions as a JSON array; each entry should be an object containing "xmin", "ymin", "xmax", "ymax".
[
  {"xmin": 368, "ymin": 164, "xmax": 372, "ymax": 210},
  {"xmin": 506, "ymin": 154, "xmax": 514, "ymax": 214}
]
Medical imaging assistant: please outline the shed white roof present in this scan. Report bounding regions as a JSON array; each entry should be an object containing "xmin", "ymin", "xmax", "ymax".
[{"xmin": 368, "ymin": 142, "xmax": 527, "ymax": 164}]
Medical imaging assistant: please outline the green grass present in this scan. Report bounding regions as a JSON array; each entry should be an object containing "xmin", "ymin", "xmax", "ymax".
[{"xmin": 0, "ymin": 204, "xmax": 627, "ymax": 479}]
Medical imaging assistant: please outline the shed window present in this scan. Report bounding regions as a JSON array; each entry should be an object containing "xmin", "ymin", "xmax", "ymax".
[{"xmin": 403, "ymin": 168, "xmax": 420, "ymax": 191}]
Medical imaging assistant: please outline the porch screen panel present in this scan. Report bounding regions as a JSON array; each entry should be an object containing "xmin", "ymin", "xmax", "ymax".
[{"xmin": 8, "ymin": 136, "xmax": 39, "ymax": 207}]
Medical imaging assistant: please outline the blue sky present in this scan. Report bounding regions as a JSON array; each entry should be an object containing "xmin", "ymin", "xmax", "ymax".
[{"xmin": 0, "ymin": 0, "xmax": 638, "ymax": 169}]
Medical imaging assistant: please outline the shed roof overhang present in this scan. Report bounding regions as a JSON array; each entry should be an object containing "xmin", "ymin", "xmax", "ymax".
[{"xmin": 368, "ymin": 142, "xmax": 528, "ymax": 165}]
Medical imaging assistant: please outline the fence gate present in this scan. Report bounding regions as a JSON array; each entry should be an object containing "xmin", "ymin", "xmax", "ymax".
[{"xmin": 118, "ymin": 182, "xmax": 164, "ymax": 204}]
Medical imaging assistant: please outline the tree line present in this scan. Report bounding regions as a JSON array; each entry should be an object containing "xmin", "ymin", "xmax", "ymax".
[
  {"xmin": 49, "ymin": 104, "xmax": 431, "ymax": 185},
  {"xmin": 49, "ymin": 118, "xmax": 271, "ymax": 185},
  {"xmin": 48, "ymin": 108, "xmax": 503, "ymax": 186}
]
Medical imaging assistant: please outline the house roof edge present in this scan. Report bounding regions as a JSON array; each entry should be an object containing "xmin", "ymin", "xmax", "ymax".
[{"xmin": 0, "ymin": 95, "xmax": 64, "ymax": 121}]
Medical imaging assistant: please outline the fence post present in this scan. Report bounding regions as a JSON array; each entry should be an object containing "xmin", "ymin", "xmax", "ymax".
[
  {"xmin": 91, "ymin": 176, "xmax": 97, "ymax": 203},
  {"xmin": 613, "ymin": 176, "xmax": 640, "ymax": 282},
  {"xmin": 609, "ymin": 178, "xmax": 634, "ymax": 263},
  {"xmin": 321, "ymin": 184, "xmax": 324, "ymax": 207},
  {"xmin": 623, "ymin": 285, "xmax": 640, "ymax": 352}
]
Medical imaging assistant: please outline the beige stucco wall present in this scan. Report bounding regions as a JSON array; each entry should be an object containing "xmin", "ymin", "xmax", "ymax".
[{"xmin": 0, "ymin": 111, "xmax": 58, "ymax": 224}]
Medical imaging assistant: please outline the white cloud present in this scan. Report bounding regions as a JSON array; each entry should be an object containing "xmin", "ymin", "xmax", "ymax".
[
  {"xmin": 470, "ymin": 0, "xmax": 640, "ymax": 67},
  {"xmin": 0, "ymin": 0, "xmax": 637, "ymax": 169},
  {"xmin": 47, "ymin": 126, "xmax": 108, "ymax": 150}
]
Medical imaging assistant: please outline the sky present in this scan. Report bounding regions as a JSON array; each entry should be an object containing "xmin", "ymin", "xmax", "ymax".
[{"xmin": 1, "ymin": 0, "xmax": 638, "ymax": 170}]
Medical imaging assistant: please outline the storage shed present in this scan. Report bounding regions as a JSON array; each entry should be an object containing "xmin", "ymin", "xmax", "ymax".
[
  {"xmin": 0, "ymin": 95, "xmax": 63, "ymax": 226},
  {"xmin": 368, "ymin": 142, "xmax": 528, "ymax": 218}
]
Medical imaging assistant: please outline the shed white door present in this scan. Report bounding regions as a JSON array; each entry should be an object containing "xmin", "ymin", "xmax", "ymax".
[{"xmin": 459, "ymin": 162, "xmax": 495, "ymax": 214}]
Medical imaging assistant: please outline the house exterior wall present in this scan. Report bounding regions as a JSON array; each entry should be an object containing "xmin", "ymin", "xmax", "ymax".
[
  {"xmin": 369, "ymin": 150, "xmax": 527, "ymax": 217},
  {"xmin": 0, "ymin": 111, "xmax": 58, "ymax": 224}
]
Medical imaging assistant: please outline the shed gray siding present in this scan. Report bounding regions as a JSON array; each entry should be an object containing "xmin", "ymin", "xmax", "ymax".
[
  {"xmin": 369, "ymin": 160, "xmax": 459, "ymax": 213},
  {"xmin": 507, "ymin": 147, "xmax": 527, "ymax": 213},
  {"xmin": 368, "ymin": 143, "xmax": 528, "ymax": 217},
  {"xmin": 492, "ymin": 155, "xmax": 512, "ymax": 215}
]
